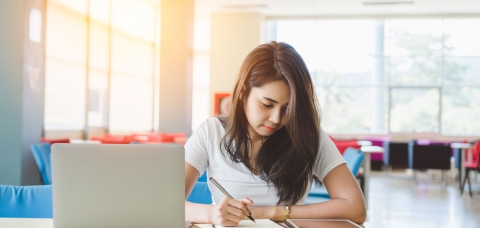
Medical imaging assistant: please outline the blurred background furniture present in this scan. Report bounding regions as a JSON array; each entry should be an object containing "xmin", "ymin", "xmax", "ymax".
[
  {"xmin": 41, "ymin": 138, "xmax": 70, "ymax": 144},
  {"xmin": 0, "ymin": 185, "xmax": 52, "ymax": 218},
  {"xmin": 30, "ymin": 143, "xmax": 53, "ymax": 185},
  {"xmin": 383, "ymin": 142, "xmax": 409, "ymax": 172},
  {"xmin": 90, "ymin": 134, "xmax": 131, "ymax": 144},
  {"xmin": 452, "ymin": 141, "xmax": 477, "ymax": 190},
  {"xmin": 328, "ymin": 136, "xmax": 361, "ymax": 155},
  {"xmin": 408, "ymin": 140, "xmax": 452, "ymax": 184},
  {"xmin": 91, "ymin": 132, "xmax": 187, "ymax": 145},
  {"xmin": 363, "ymin": 137, "xmax": 390, "ymax": 170},
  {"xmin": 360, "ymin": 145, "xmax": 384, "ymax": 208},
  {"xmin": 186, "ymin": 182, "xmax": 212, "ymax": 204},
  {"xmin": 198, "ymin": 172, "xmax": 207, "ymax": 182},
  {"xmin": 461, "ymin": 141, "xmax": 480, "ymax": 197}
]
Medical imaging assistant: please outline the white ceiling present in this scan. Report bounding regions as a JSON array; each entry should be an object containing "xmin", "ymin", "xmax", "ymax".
[{"xmin": 195, "ymin": 0, "xmax": 480, "ymax": 18}]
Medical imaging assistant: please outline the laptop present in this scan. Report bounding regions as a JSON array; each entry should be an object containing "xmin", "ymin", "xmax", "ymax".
[{"xmin": 51, "ymin": 144, "xmax": 185, "ymax": 228}]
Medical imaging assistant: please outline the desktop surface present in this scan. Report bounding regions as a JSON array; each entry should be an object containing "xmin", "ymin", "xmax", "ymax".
[{"xmin": 0, "ymin": 218, "xmax": 367, "ymax": 228}]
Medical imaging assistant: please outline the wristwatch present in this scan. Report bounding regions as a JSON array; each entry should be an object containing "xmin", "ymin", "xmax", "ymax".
[{"xmin": 284, "ymin": 205, "xmax": 290, "ymax": 220}]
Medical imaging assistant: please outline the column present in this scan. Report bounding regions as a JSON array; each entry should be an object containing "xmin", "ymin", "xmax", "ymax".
[
  {"xmin": 0, "ymin": 0, "xmax": 46, "ymax": 185},
  {"xmin": 158, "ymin": 0, "xmax": 195, "ymax": 135}
]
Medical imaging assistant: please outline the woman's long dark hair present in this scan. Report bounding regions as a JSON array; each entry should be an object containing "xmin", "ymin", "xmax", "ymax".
[{"xmin": 221, "ymin": 41, "xmax": 321, "ymax": 205}]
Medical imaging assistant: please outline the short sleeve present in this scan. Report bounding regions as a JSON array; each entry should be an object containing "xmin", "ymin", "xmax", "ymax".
[
  {"xmin": 313, "ymin": 128, "xmax": 346, "ymax": 181},
  {"xmin": 184, "ymin": 120, "xmax": 210, "ymax": 177}
]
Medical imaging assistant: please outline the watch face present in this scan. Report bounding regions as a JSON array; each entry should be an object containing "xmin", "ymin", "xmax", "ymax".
[{"xmin": 284, "ymin": 205, "xmax": 290, "ymax": 219}]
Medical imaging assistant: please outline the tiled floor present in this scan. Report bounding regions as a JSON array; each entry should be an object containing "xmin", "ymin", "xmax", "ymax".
[{"xmin": 365, "ymin": 170, "xmax": 480, "ymax": 228}]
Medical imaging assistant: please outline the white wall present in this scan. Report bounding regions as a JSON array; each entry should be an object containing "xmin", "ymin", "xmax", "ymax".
[{"xmin": 209, "ymin": 13, "xmax": 264, "ymax": 115}]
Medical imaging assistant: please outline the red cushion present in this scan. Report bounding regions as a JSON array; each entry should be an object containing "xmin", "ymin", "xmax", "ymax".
[
  {"xmin": 131, "ymin": 133, "xmax": 157, "ymax": 142},
  {"xmin": 328, "ymin": 135, "xmax": 360, "ymax": 154},
  {"xmin": 464, "ymin": 160, "xmax": 479, "ymax": 169},
  {"xmin": 41, "ymin": 138, "xmax": 70, "ymax": 144},
  {"xmin": 158, "ymin": 133, "xmax": 186, "ymax": 143},
  {"xmin": 90, "ymin": 134, "xmax": 131, "ymax": 144}
]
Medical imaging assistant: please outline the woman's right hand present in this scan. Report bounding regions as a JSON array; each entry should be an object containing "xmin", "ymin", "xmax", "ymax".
[{"xmin": 208, "ymin": 197, "xmax": 253, "ymax": 226}]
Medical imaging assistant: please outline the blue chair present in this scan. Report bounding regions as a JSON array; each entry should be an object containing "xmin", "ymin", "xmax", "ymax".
[
  {"xmin": 343, "ymin": 147, "xmax": 365, "ymax": 177},
  {"xmin": 30, "ymin": 142, "xmax": 52, "ymax": 185},
  {"xmin": 198, "ymin": 171, "xmax": 207, "ymax": 182},
  {"xmin": 0, "ymin": 185, "xmax": 53, "ymax": 218},
  {"xmin": 187, "ymin": 182, "xmax": 212, "ymax": 204},
  {"xmin": 308, "ymin": 147, "xmax": 365, "ymax": 200}
]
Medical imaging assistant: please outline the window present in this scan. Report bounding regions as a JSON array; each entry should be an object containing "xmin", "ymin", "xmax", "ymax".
[
  {"xmin": 275, "ymin": 20, "xmax": 383, "ymax": 134},
  {"xmin": 273, "ymin": 18, "xmax": 480, "ymax": 135},
  {"xmin": 45, "ymin": 0, "xmax": 87, "ymax": 130},
  {"xmin": 45, "ymin": 0, "xmax": 160, "ymax": 134},
  {"xmin": 191, "ymin": 18, "xmax": 211, "ymax": 131}
]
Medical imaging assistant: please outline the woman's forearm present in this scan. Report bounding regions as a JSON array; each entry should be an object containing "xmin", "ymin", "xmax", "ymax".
[
  {"xmin": 289, "ymin": 199, "xmax": 366, "ymax": 224},
  {"xmin": 185, "ymin": 201, "xmax": 214, "ymax": 223},
  {"xmin": 249, "ymin": 206, "xmax": 284, "ymax": 221},
  {"xmin": 248, "ymin": 198, "xmax": 365, "ymax": 224},
  {"xmin": 187, "ymin": 199, "xmax": 365, "ymax": 225}
]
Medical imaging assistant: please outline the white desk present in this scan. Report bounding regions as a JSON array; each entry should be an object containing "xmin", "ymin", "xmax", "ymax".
[
  {"xmin": 360, "ymin": 145, "xmax": 384, "ymax": 208},
  {"xmin": 0, "ymin": 218, "xmax": 52, "ymax": 228},
  {"xmin": 450, "ymin": 142, "xmax": 474, "ymax": 190},
  {"xmin": 357, "ymin": 140, "xmax": 372, "ymax": 146},
  {"xmin": 69, "ymin": 139, "xmax": 101, "ymax": 144},
  {"xmin": 0, "ymin": 218, "xmax": 194, "ymax": 228}
]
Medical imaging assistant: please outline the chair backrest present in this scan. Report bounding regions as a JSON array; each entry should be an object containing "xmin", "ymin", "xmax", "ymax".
[
  {"xmin": 158, "ymin": 132, "xmax": 186, "ymax": 143},
  {"xmin": 474, "ymin": 141, "xmax": 480, "ymax": 169},
  {"xmin": 382, "ymin": 141, "xmax": 409, "ymax": 168},
  {"xmin": 198, "ymin": 171, "xmax": 207, "ymax": 182},
  {"xmin": 41, "ymin": 137, "xmax": 70, "ymax": 144},
  {"xmin": 473, "ymin": 141, "xmax": 480, "ymax": 162},
  {"xmin": 342, "ymin": 147, "xmax": 365, "ymax": 176},
  {"xmin": 0, "ymin": 185, "xmax": 52, "ymax": 218},
  {"xmin": 30, "ymin": 142, "xmax": 52, "ymax": 185},
  {"xmin": 408, "ymin": 140, "xmax": 451, "ymax": 170},
  {"xmin": 187, "ymin": 182, "xmax": 212, "ymax": 204}
]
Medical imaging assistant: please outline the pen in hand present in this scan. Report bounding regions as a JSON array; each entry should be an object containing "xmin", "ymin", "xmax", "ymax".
[{"xmin": 209, "ymin": 177, "xmax": 256, "ymax": 223}]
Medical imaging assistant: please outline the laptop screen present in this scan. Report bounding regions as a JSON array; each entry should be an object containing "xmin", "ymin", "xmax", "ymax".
[{"xmin": 51, "ymin": 144, "xmax": 185, "ymax": 227}]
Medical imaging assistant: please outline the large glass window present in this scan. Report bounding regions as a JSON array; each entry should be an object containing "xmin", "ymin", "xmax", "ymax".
[
  {"xmin": 191, "ymin": 18, "xmax": 211, "ymax": 131},
  {"xmin": 276, "ymin": 20, "xmax": 383, "ymax": 134},
  {"xmin": 45, "ymin": 0, "xmax": 160, "ymax": 134},
  {"xmin": 45, "ymin": 0, "xmax": 87, "ymax": 130},
  {"xmin": 273, "ymin": 18, "xmax": 480, "ymax": 135}
]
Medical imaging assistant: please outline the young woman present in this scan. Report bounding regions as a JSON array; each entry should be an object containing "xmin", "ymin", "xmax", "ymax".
[{"xmin": 185, "ymin": 41, "xmax": 366, "ymax": 226}]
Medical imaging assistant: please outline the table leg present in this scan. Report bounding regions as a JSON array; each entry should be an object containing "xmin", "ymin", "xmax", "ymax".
[
  {"xmin": 460, "ymin": 148, "xmax": 466, "ymax": 190},
  {"xmin": 363, "ymin": 153, "xmax": 371, "ymax": 208}
]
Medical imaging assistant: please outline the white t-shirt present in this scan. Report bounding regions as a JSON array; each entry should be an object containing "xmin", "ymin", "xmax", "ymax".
[{"xmin": 185, "ymin": 117, "xmax": 345, "ymax": 206}]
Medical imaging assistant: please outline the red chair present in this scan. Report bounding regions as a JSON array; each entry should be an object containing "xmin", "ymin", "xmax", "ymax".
[
  {"xmin": 41, "ymin": 138, "xmax": 70, "ymax": 144},
  {"xmin": 90, "ymin": 134, "xmax": 131, "ymax": 144},
  {"xmin": 328, "ymin": 135, "xmax": 361, "ymax": 155},
  {"xmin": 158, "ymin": 132, "xmax": 186, "ymax": 143},
  {"xmin": 130, "ymin": 132, "xmax": 158, "ymax": 143},
  {"xmin": 466, "ymin": 141, "xmax": 479, "ymax": 162},
  {"xmin": 461, "ymin": 141, "xmax": 480, "ymax": 197}
]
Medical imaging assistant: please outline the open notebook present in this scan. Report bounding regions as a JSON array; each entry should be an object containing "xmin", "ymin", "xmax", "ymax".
[
  {"xmin": 191, "ymin": 219, "xmax": 282, "ymax": 227},
  {"xmin": 284, "ymin": 219, "xmax": 363, "ymax": 228}
]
